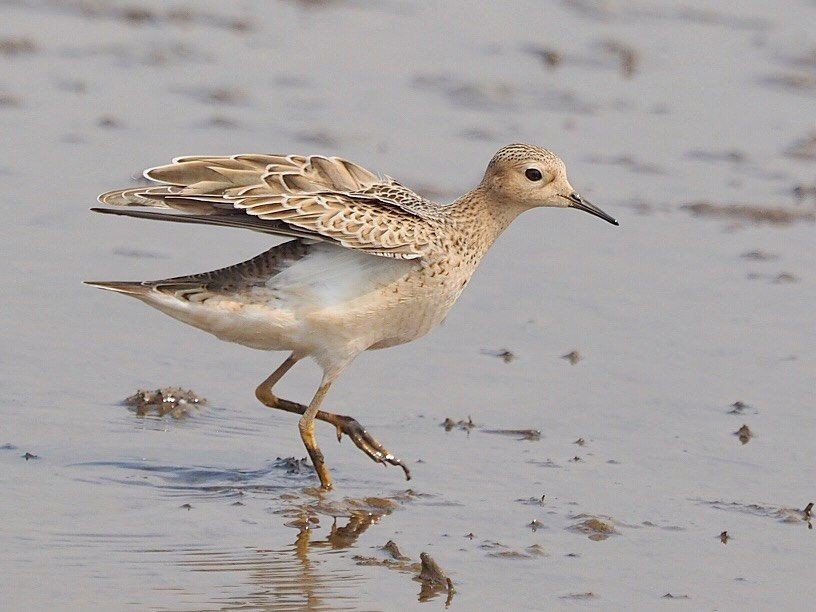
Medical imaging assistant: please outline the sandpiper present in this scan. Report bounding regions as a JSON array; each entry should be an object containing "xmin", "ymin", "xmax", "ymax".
[{"xmin": 87, "ymin": 144, "xmax": 618, "ymax": 490}]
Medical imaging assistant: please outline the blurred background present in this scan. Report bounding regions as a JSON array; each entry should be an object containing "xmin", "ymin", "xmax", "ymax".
[{"xmin": 1, "ymin": 0, "xmax": 814, "ymax": 609}]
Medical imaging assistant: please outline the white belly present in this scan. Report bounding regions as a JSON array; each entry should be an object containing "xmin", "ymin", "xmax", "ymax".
[{"xmin": 138, "ymin": 243, "xmax": 461, "ymax": 359}]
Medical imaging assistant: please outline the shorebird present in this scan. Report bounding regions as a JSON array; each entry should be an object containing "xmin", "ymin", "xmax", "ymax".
[{"xmin": 87, "ymin": 144, "xmax": 617, "ymax": 490}]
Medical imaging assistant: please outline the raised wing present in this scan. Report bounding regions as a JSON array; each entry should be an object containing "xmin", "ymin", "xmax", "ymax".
[{"xmin": 95, "ymin": 154, "xmax": 443, "ymax": 259}]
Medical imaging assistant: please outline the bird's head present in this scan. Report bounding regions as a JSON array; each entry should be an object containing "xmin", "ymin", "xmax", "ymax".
[{"xmin": 482, "ymin": 143, "xmax": 618, "ymax": 225}]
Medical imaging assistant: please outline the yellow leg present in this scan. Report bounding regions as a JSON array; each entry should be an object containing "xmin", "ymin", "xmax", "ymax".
[
  {"xmin": 255, "ymin": 355, "xmax": 412, "ymax": 485},
  {"xmin": 298, "ymin": 381, "xmax": 333, "ymax": 490}
]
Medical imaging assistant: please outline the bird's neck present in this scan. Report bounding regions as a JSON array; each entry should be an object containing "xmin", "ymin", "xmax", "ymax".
[{"xmin": 445, "ymin": 185, "xmax": 526, "ymax": 256}]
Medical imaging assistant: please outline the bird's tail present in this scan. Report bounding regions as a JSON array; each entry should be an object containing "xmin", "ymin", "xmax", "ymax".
[{"xmin": 83, "ymin": 280, "xmax": 152, "ymax": 296}]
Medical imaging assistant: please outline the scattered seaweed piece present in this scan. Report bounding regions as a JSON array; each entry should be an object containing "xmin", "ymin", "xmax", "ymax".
[
  {"xmin": 568, "ymin": 515, "xmax": 618, "ymax": 540},
  {"xmin": 663, "ymin": 593, "xmax": 690, "ymax": 599},
  {"xmin": 417, "ymin": 552, "xmax": 454, "ymax": 603},
  {"xmin": 275, "ymin": 456, "xmax": 313, "ymax": 474},
  {"xmin": 763, "ymin": 72, "xmax": 816, "ymax": 91},
  {"xmin": 1, "ymin": 443, "xmax": 18, "ymax": 450},
  {"xmin": 687, "ymin": 149, "xmax": 747, "ymax": 163},
  {"xmin": 740, "ymin": 250, "xmax": 778, "ymax": 261},
  {"xmin": 773, "ymin": 272, "xmax": 799, "ymax": 284},
  {"xmin": 734, "ymin": 424, "xmax": 754, "ymax": 445},
  {"xmin": 480, "ymin": 540, "xmax": 547, "ymax": 559},
  {"xmin": 793, "ymin": 183, "xmax": 816, "ymax": 203},
  {"xmin": 0, "ymin": 37, "xmax": 37, "ymax": 56},
  {"xmin": 602, "ymin": 40, "xmax": 638, "ymax": 77},
  {"xmin": 746, "ymin": 271, "xmax": 799, "ymax": 283},
  {"xmin": 123, "ymin": 387, "xmax": 206, "ymax": 418},
  {"xmin": 526, "ymin": 45, "xmax": 562, "ymax": 68},
  {"xmin": 207, "ymin": 87, "xmax": 248, "ymax": 105},
  {"xmin": 201, "ymin": 115, "xmax": 242, "ymax": 129},
  {"xmin": 516, "ymin": 494, "xmax": 547, "ymax": 506},
  {"xmin": 383, "ymin": 540, "xmax": 410, "ymax": 560},
  {"xmin": 0, "ymin": 93, "xmax": 21, "ymax": 108},
  {"xmin": 561, "ymin": 350, "xmax": 581, "ymax": 365},
  {"xmin": 682, "ymin": 201, "xmax": 815, "ymax": 225},
  {"xmin": 728, "ymin": 401, "xmax": 753, "ymax": 415},
  {"xmin": 442, "ymin": 417, "xmax": 475, "ymax": 432},
  {"xmin": 785, "ymin": 133, "xmax": 816, "ymax": 160},
  {"xmin": 482, "ymin": 428, "xmax": 541, "ymax": 441},
  {"xmin": 561, "ymin": 592, "xmax": 597, "ymax": 600},
  {"xmin": 697, "ymin": 499, "xmax": 814, "ymax": 527},
  {"xmin": 97, "ymin": 115, "xmax": 123, "ymax": 128},
  {"xmin": 528, "ymin": 458, "xmax": 562, "ymax": 468},
  {"xmin": 418, "ymin": 554, "xmax": 449, "ymax": 583},
  {"xmin": 113, "ymin": 247, "xmax": 166, "ymax": 259},
  {"xmin": 55, "ymin": 3, "xmax": 253, "ymax": 33},
  {"xmin": 353, "ymin": 554, "xmax": 421, "ymax": 572},
  {"xmin": 481, "ymin": 348, "xmax": 515, "ymax": 363},
  {"xmin": 585, "ymin": 154, "xmax": 665, "ymax": 175}
]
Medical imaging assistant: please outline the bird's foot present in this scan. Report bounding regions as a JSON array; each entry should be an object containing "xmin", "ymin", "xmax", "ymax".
[{"xmin": 333, "ymin": 415, "xmax": 411, "ymax": 481}]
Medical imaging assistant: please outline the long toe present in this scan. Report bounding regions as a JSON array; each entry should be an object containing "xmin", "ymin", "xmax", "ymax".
[{"xmin": 335, "ymin": 415, "xmax": 411, "ymax": 480}]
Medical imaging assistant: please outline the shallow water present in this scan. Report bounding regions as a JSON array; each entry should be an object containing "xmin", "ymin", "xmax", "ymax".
[{"xmin": 1, "ymin": 0, "xmax": 814, "ymax": 609}]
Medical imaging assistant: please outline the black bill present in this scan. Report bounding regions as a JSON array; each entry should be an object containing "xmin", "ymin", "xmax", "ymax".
[{"xmin": 567, "ymin": 193, "xmax": 619, "ymax": 226}]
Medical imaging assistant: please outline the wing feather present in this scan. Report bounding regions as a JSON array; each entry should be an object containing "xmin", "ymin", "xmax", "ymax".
[{"xmin": 97, "ymin": 154, "xmax": 441, "ymax": 259}]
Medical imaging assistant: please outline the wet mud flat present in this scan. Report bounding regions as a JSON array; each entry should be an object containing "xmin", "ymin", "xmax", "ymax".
[{"xmin": 1, "ymin": 0, "xmax": 815, "ymax": 609}]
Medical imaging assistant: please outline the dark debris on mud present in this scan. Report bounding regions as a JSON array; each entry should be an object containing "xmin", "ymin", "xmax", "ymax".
[
  {"xmin": 728, "ymin": 401, "xmax": 757, "ymax": 415},
  {"xmin": 0, "ymin": 36, "xmax": 37, "ymax": 55},
  {"xmin": 734, "ymin": 424, "xmax": 754, "ymax": 445},
  {"xmin": 481, "ymin": 348, "xmax": 515, "ymax": 363},
  {"xmin": 482, "ymin": 428, "xmax": 541, "ymax": 441},
  {"xmin": 479, "ymin": 540, "xmax": 547, "ymax": 559},
  {"xmin": 561, "ymin": 592, "xmax": 598, "ymax": 600},
  {"xmin": 740, "ymin": 250, "xmax": 778, "ymax": 262},
  {"xmin": 353, "ymin": 541, "xmax": 454, "ymax": 605},
  {"xmin": 561, "ymin": 350, "xmax": 581, "ymax": 365},
  {"xmin": 698, "ymin": 499, "xmax": 814, "ymax": 528},
  {"xmin": 785, "ymin": 133, "xmax": 816, "ymax": 160},
  {"xmin": 27, "ymin": 1, "xmax": 253, "ymax": 33},
  {"xmin": 568, "ymin": 515, "xmax": 619, "ymax": 541},
  {"xmin": 417, "ymin": 552, "xmax": 455, "ymax": 604},
  {"xmin": 682, "ymin": 201, "xmax": 815, "ymax": 225},
  {"xmin": 123, "ymin": 387, "xmax": 206, "ymax": 418},
  {"xmin": 601, "ymin": 40, "xmax": 639, "ymax": 78},
  {"xmin": 442, "ymin": 417, "xmax": 541, "ymax": 441},
  {"xmin": 746, "ymin": 271, "xmax": 799, "ymax": 284},
  {"xmin": 441, "ymin": 417, "xmax": 475, "ymax": 433},
  {"xmin": 275, "ymin": 456, "xmax": 313, "ymax": 474}
]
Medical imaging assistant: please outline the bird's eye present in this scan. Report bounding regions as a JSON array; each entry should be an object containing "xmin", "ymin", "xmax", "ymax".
[{"xmin": 525, "ymin": 168, "xmax": 543, "ymax": 181}]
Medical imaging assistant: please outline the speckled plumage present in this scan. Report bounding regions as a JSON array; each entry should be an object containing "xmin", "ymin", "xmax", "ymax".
[{"xmin": 88, "ymin": 143, "xmax": 617, "ymax": 489}]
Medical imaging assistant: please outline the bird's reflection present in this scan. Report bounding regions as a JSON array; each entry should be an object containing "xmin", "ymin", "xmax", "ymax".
[{"xmin": 172, "ymin": 494, "xmax": 411, "ymax": 610}]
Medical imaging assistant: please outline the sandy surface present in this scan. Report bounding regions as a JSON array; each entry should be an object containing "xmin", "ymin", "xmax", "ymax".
[{"xmin": 1, "ymin": 0, "xmax": 814, "ymax": 609}]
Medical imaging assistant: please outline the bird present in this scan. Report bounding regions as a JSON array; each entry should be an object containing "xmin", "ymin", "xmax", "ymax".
[{"xmin": 87, "ymin": 143, "xmax": 618, "ymax": 490}]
